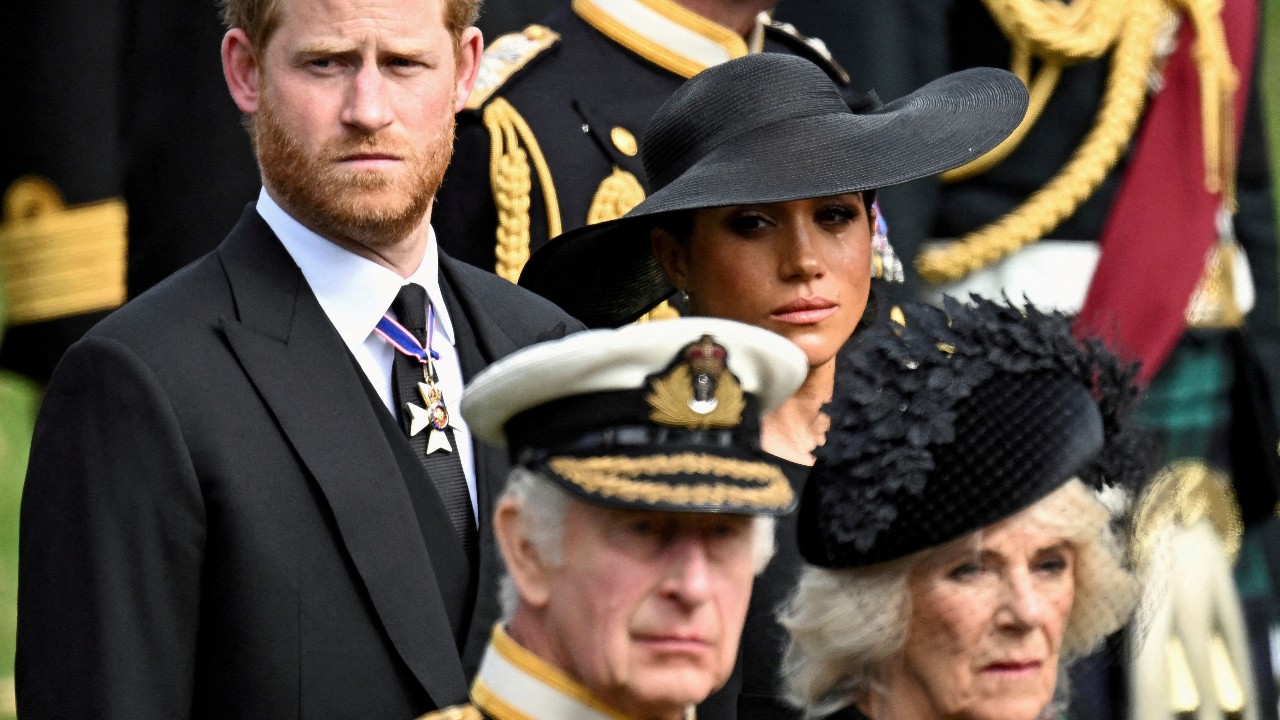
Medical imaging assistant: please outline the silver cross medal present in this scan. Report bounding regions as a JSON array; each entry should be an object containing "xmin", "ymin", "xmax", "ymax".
[{"xmin": 405, "ymin": 361, "xmax": 453, "ymax": 454}]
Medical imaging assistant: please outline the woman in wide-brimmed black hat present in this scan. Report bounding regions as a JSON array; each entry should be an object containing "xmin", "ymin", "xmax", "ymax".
[
  {"xmin": 519, "ymin": 53, "xmax": 1029, "ymax": 716},
  {"xmin": 520, "ymin": 53, "xmax": 1028, "ymax": 464},
  {"xmin": 782, "ymin": 296, "xmax": 1148, "ymax": 720}
]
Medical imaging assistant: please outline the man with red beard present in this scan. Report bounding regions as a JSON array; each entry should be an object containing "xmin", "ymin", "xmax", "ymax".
[{"xmin": 14, "ymin": 0, "xmax": 583, "ymax": 716}]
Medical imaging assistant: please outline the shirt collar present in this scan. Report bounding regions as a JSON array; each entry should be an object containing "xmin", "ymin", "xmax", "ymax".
[
  {"xmin": 255, "ymin": 188, "xmax": 455, "ymax": 351},
  {"xmin": 573, "ymin": 0, "xmax": 767, "ymax": 79},
  {"xmin": 471, "ymin": 626, "xmax": 636, "ymax": 720}
]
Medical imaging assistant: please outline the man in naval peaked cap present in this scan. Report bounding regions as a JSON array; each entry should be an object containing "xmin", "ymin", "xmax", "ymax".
[{"xmin": 420, "ymin": 318, "xmax": 808, "ymax": 720}]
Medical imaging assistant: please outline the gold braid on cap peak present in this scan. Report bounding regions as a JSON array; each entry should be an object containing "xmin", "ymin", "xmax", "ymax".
[
  {"xmin": 918, "ymin": 0, "xmax": 1236, "ymax": 285},
  {"xmin": 547, "ymin": 453, "xmax": 793, "ymax": 510},
  {"xmin": 484, "ymin": 98, "xmax": 562, "ymax": 282}
]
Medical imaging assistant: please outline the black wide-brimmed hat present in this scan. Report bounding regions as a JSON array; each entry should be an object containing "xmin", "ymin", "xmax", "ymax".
[
  {"xmin": 797, "ymin": 295, "xmax": 1148, "ymax": 568},
  {"xmin": 519, "ymin": 54, "xmax": 1029, "ymax": 328},
  {"xmin": 460, "ymin": 318, "xmax": 808, "ymax": 515}
]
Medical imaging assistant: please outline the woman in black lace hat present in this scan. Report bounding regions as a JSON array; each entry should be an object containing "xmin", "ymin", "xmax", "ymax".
[
  {"xmin": 781, "ymin": 296, "xmax": 1148, "ymax": 720},
  {"xmin": 518, "ymin": 54, "xmax": 1029, "ymax": 717}
]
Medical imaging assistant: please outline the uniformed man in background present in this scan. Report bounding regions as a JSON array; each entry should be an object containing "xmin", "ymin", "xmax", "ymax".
[
  {"xmin": 423, "ymin": 317, "xmax": 807, "ymax": 720},
  {"xmin": 432, "ymin": 0, "xmax": 856, "ymax": 287}
]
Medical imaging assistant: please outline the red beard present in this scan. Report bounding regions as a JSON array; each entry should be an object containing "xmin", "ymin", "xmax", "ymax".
[{"xmin": 253, "ymin": 94, "xmax": 455, "ymax": 249}]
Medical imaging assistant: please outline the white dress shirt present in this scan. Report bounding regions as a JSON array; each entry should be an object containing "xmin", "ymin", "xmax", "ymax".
[{"xmin": 257, "ymin": 189, "xmax": 478, "ymax": 521}]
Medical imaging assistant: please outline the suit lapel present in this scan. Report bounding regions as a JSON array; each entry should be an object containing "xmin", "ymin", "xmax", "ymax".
[
  {"xmin": 438, "ymin": 253, "xmax": 525, "ymax": 373},
  {"xmin": 438, "ymin": 256, "xmax": 520, "ymax": 673},
  {"xmin": 215, "ymin": 209, "xmax": 469, "ymax": 704}
]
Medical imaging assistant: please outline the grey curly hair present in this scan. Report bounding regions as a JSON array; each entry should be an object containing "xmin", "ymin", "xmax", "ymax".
[{"xmin": 781, "ymin": 479, "xmax": 1139, "ymax": 716}]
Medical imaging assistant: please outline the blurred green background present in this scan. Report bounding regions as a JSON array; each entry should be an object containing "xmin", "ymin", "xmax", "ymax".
[{"xmin": 0, "ymin": 278, "xmax": 39, "ymax": 718}]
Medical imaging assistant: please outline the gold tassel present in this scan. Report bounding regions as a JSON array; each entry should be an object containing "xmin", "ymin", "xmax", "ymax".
[
  {"xmin": 586, "ymin": 167, "xmax": 646, "ymax": 225},
  {"xmin": 1167, "ymin": 636, "xmax": 1203, "ymax": 714},
  {"xmin": 1173, "ymin": 0, "xmax": 1238, "ymax": 207},
  {"xmin": 1209, "ymin": 632, "xmax": 1246, "ymax": 713}
]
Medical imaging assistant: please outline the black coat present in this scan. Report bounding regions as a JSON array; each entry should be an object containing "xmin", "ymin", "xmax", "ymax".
[
  {"xmin": 474, "ymin": 0, "xmax": 561, "ymax": 41},
  {"xmin": 16, "ymin": 206, "xmax": 583, "ymax": 718},
  {"xmin": 725, "ymin": 457, "xmax": 810, "ymax": 720}
]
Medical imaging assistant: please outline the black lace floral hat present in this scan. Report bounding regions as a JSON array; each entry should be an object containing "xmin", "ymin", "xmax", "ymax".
[{"xmin": 797, "ymin": 295, "xmax": 1148, "ymax": 568}]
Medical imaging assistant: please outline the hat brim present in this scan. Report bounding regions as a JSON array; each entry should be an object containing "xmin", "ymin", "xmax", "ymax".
[{"xmin": 520, "ymin": 67, "xmax": 1028, "ymax": 328}]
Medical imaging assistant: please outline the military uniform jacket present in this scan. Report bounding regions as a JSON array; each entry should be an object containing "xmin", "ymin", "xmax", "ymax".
[
  {"xmin": 433, "ymin": 0, "xmax": 851, "ymax": 283},
  {"xmin": 421, "ymin": 626, "xmax": 641, "ymax": 720}
]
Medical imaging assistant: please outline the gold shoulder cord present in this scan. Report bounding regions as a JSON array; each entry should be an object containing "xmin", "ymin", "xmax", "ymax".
[
  {"xmin": 484, "ymin": 98, "xmax": 563, "ymax": 283},
  {"xmin": 917, "ymin": 0, "xmax": 1236, "ymax": 285},
  {"xmin": 941, "ymin": 0, "xmax": 1127, "ymax": 183}
]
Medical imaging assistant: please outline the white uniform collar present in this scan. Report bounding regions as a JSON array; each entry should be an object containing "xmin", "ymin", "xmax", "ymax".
[
  {"xmin": 255, "ymin": 188, "xmax": 456, "ymax": 353},
  {"xmin": 573, "ymin": 0, "xmax": 767, "ymax": 79},
  {"xmin": 471, "ymin": 626, "xmax": 638, "ymax": 720}
]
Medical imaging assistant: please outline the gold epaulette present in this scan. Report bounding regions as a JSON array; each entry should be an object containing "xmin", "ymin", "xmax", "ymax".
[
  {"xmin": 0, "ymin": 176, "xmax": 127, "ymax": 326},
  {"xmin": 586, "ymin": 167, "xmax": 645, "ymax": 226},
  {"xmin": 415, "ymin": 703, "xmax": 483, "ymax": 720},
  {"xmin": 467, "ymin": 25, "xmax": 560, "ymax": 111}
]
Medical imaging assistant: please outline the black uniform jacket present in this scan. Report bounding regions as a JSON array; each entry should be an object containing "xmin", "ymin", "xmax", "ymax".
[
  {"xmin": 433, "ymin": 0, "xmax": 852, "ymax": 278},
  {"xmin": 16, "ymin": 205, "xmax": 583, "ymax": 718}
]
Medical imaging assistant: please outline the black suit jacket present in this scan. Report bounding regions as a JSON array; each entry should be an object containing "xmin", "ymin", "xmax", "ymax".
[{"xmin": 16, "ymin": 205, "xmax": 583, "ymax": 718}]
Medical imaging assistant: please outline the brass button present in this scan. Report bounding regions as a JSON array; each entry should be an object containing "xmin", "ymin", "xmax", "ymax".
[{"xmin": 611, "ymin": 126, "xmax": 638, "ymax": 157}]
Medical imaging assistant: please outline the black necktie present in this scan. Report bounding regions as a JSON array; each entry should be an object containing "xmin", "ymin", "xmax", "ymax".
[{"xmin": 390, "ymin": 283, "xmax": 478, "ymax": 565}]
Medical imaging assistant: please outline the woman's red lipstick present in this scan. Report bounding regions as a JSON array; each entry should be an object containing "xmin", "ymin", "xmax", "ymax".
[
  {"xmin": 982, "ymin": 660, "xmax": 1042, "ymax": 675},
  {"xmin": 771, "ymin": 297, "xmax": 837, "ymax": 324}
]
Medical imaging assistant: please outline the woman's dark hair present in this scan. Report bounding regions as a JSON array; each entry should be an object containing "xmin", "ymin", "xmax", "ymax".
[
  {"xmin": 651, "ymin": 191, "xmax": 879, "ymax": 246},
  {"xmin": 651, "ymin": 209, "xmax": 696, "ymax": 245}
]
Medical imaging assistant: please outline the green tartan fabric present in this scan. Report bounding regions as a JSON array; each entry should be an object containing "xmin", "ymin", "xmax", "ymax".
[
  {"xmin": 1237, "ymin": 528, "xmax": 1275, "ymax": 606},
  {"xmin": 1138, "ymin": 337, "xmax": 1233, "ymax": 461}
]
